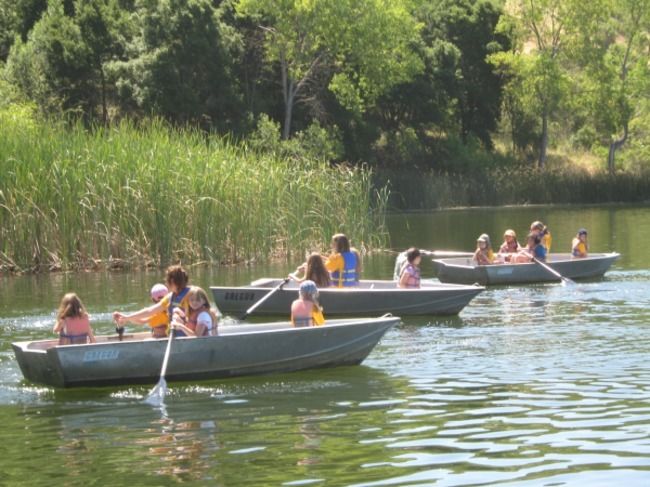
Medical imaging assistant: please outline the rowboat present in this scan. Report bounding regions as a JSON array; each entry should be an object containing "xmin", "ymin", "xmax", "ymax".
[
  {"xmin": 211, "ymin": 279, "xmax": 484, "ymax": 316},
  {"xmin": 12, "ymin": 316, "xmax": 399, "ymax": 388},
  {"xmin": 433, "ymin": 252, "xmax": 620, "ymax": 285}
]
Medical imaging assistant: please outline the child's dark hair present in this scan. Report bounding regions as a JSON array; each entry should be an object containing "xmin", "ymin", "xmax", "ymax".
[
  {"xmin": 406, "ymin": 247, "xmax": 421, "ymax": 264},
  {"xmin": 166, "ymin": 265, "xmax": 189, "ymax": 290},
  {"xmin": 527, "ymin": 232, "xmax": 541, "ymax": 245},
  {"xmin": 332, "ymin": 233, "xmax": 351, "ymax": 254}
]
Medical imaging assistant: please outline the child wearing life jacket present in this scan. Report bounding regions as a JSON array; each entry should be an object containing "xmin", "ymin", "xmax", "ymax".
[
  {"xmin": 398, "ymin": 247, "xmax": 422, "ymax": 288},
  {"xmin": 291, "ymin": 280, "xmax": 325, "ymax": 327},
  {"xmin": 170, "ymin": 286, "xmax": 218, "ymax": 337},
  {"xmin": 114, "ymin": 265, "xmax": 191, "ymax": 336},
  {"xmin": 325, "ymin": 233, "xmax": 360, "ymax": 287},
  {"xmin": 531, "ymin": 221, "xmax": 552, "ymax": 252},
  {"xmin": 572, "ymin": 228, "xmax": 589, "ymax": 258},
  {"xmin": 473, "ymin": 234, "xmax": 494, "ymax": 265},
  {"xmin": 53, "ymin": 293, "xmax": 96, "ymax": 345}
]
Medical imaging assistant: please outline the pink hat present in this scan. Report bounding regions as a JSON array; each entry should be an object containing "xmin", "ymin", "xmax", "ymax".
[{"xmin": 150, "ymin": 283, "xmax": 169, "ymax": 300}]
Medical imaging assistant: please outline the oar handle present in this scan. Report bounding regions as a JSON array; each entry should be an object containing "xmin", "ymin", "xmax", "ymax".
[
  {"xmin": 159, "ymin": 329, "xmax": 174, "ymax": 379},
  {"xmin": 240, "ymin": 277, "xmax": 290, "ymax": 320}
]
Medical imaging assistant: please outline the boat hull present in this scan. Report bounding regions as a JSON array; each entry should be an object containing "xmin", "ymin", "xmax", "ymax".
[
  {"xmin": 211, "ymin": 279, "xmax": 484, "ymax": 316},
  {"xmin": 433, "ymin": 252, "xmax": 620, "ymax": 285},
  {"xmin": 12, "ymin": 317, "xmax": 399, "ymax": 388}
]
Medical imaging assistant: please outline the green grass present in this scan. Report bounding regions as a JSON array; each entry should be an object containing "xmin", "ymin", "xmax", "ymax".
[
  {"xmin": 0, "ymin": 105, "xmax": 388, "ymax": 272},
  {"xmin": 379, "ymin": 166, "xmax": 650, "ymax": 210}
]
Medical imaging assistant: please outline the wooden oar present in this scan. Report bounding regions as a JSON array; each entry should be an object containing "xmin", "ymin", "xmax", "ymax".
[
  {"xmin": 533, "ymin": 257, "xmax": 575, "ymax": 286},
  {"xmin": 240, "ymin": 277, "xmax": 290, "ymax": 320},
  {"xmin": 144, "ymin": 328, "xmax": 174, "ymax": 406}
]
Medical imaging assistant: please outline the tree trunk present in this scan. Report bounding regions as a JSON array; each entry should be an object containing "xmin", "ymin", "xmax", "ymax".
[
  {"xmin": 282, "ymin": 83, "xmax": 294, "ymax": 140},
  {"xmin": 607, "ymin": 122, "xmax": 628, "ymax": 173},
  {"xmin": 538, "ymin": 108, "xmax": 548, "ymax": 169},
  {"xmin": 100, "ymin": 64, "xmax": 108, "ymax": 125}
]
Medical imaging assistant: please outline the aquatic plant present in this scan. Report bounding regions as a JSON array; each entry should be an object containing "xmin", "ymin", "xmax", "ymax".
[{"xmin": 0, "ymin": 106, "xmax": 388, "ymax": 272}]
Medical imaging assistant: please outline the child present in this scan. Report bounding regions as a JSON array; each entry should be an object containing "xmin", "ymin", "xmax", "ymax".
[
  {"xmin": 291, "ymin": 280, "xmax": 325, "ymax": 327},
  {"xmin": 289, "ymin": 252, "xmax": 331, "ymax": 288},
  {"xmin": 115, "ymin": 283, "xmax": 170, "ymax": 338},
  {"xmin": 473, "ymin": 234, "xmax": 494, "ymax": 265},
  {"xmin": 513, "ymin": 232, "xmax": 546, "ymax": 263},
  {"xmin": 499, "ymin": 229, "xmax": 520, "ymax": 254},
  {"xmin": 53, "ymin": 293, "xmax": 96, "ymax": 345},
  {"xmin": 398, "ymin": 247, "xmax": 422, "ymax": 288},
  {"xmin": 170, "ymin": 286, "xmax": 218, "ymax": 337},
  {"xmin": 572, "ymin": 228, "xmax": 589, "ymax": 258},
  {"xmin": 530, "ymin": 221, "xmax": 552, "ymax": 252}
]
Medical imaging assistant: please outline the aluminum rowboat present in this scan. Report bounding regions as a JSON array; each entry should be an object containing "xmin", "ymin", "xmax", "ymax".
[
  {"xmin": 211, "ymin": 279, "xmax": 484, "ymax": 316},
  {"xmin": 12, "ymin": 316, "xmax": 399, "ymax": 388},
  {"xmin": 433, "ymin": 252, "xmax": 620, "ymax": 285}
]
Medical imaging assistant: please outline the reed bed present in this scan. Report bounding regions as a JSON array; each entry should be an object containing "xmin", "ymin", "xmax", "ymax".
[
  {"xmin": 379, "ymin": 166, "xmax": 650, "ymax": 210},
  {"xmin": 0, "ymin": 106, "xmax": 388, "ymax": 273}
]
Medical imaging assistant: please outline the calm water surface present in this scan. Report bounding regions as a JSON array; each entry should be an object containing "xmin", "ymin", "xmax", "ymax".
[{"xmin": 1, "ymin": 205, "xmax": 650, "ymax": 486}]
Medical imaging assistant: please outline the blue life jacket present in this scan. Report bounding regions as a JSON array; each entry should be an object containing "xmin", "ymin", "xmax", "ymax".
[
  {"xmin": 330, "ymin": 251, "xmax": 358, "ymax": 287},
  {"xmin": 534, "ymin": 244, "xmax": 547, "ymax": 261}
]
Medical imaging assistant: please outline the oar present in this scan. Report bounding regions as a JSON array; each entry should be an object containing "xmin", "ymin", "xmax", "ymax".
[
  {"xmin": 144, "ymin": 328, "xmax": 174, "ymax": 406},
  {"xmin": 422, "ymin": 250, "xmax": 474, "ymax": 258},
  {"xmin": 533, "ymin": 257, "xmax": 575, "ymax": 286},
  {"xmin": 240, "ymin": 277, "xmax": 290, "ymax": 320}
]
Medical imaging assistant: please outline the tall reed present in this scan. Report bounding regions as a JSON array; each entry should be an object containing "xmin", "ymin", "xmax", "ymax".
[
  {"xmin": 0, "ymin": 106, "xmax": 388, "ymax": 272},
  {"xmin": 378, "ymin": 166, "xmax": 650, "ymax": 210}
]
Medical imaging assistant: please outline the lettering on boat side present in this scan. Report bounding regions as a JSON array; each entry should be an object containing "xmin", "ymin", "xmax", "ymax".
[
  {"xmin": 83, "ymin": 350, "xmax": 120, "ymax": 362},
  {"xmin": 224, "ymin": 292, "xmax": 256, "ymax": 301}
]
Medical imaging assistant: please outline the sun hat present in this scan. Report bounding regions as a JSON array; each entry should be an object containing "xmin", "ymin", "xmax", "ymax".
[
  {"xmin": 578, "ymin": 228, "xmax": 588, "ymax": 235},
  {"xmin": 150, "ymin": 283, "xmax": 169, "ymax": 300},
  {"xmin": 477, "ymin": 233, "xmax": 490, "ymax": 245},
  {"xmin": 504, "ymin": 229, "xmax": 516, "ymax": 238},
  {"xmin": 299, "ymin": 280, "xmax": 318, "ymax": 297}
]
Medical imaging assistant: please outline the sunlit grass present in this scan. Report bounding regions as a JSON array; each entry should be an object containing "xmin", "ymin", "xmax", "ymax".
[{"xmin": 0, "ymin": 106, "xmax": 388, "ymax": 272}]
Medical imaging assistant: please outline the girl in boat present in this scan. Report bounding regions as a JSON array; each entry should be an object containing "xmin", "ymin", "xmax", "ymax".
[
  {"xmin": 513, "ymin": 232, "xmax": 546, "ymax": 263},
  {"xmin": 572, "ymin": 228, "xmax": 589, "ymax": 258},
  {"xmin": 473, "ymin": 234, "xmax": 494, "ymax": 265},
  {"xmin": 53, "ymin": 293, "xmax": 96, "ymax": 345},
  {"xmin": 498, "ymin": 229, "xmax": 520, "ymax": 254},
  {"xmin": 530, "ymin": 221, "xmax": 552, "ymax": 252},
  {"xmin": 325, "ymin": 233, "xmax": 360, "ymax": 287},
  {"xmin": 113, "ymin": 265, "xmax": 191, "ymax": 336},
  {"xmin": 289, "ymin": 252, "xmax": 331, "ymax": 288},
  {"xmin": 170, "ymin": 287, "xmax": 218, "ymax": 337},
  {"xmin": 398, "ymin": 247, "xmax": 422, "ymax": 288},
  {"xmin": 291, "ymin": 280, "xmax": 325, "ymax": 327}
]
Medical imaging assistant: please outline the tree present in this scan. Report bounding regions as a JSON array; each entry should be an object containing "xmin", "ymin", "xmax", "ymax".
[
  {"xmin": 112, "ymin": 0, "xmax": 244, "ymax": 131},
  {"xmin": 236, "ymin": 0, "xmax": 423, "ymax": 139},
  {"xmin": 571, "ymin": 0, "xmax": 649, "ymax": 172},
  {"xmin": 494, "ymin": 0, "xmax": 571, "ymax": 168}
]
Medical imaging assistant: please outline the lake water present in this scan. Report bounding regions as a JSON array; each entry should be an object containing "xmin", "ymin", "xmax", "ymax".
[{"xmin": 1, "ymin": 205, "xmax": 650, "ymax": 486}]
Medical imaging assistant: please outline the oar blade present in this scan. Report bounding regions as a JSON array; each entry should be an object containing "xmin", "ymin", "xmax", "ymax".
[{"xmin": 144, "ymin": 377, "xmax": 168, "ymax": 406}]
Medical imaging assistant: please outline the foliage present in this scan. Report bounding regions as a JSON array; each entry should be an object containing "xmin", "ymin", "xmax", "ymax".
[
  {"xmin": 0, "ymin": 105, "xmax": 387, "ymax": 272},
  {"xmin": 236, "ymin": 0, "xmax": 423, "ymax": 138}
]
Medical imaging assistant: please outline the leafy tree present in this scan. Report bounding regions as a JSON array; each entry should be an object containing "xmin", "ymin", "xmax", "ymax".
[
  {"xmin": 570, "ymin": 0, "xmax": 649, "ymax": 171},
  {"xmin": 236, "ymin": 0, "xmax": 423, "ymax": 139},
  {"xmin": 112, "ymin": 0, "xmax": 244, "ymax": 131},
  {"xmin": 5, "ymin": 0, "xmax": 94, "ymax": 116},
  {"xmin": 493, "ymin": 0, "xmax": 571, "ymax": 168}
]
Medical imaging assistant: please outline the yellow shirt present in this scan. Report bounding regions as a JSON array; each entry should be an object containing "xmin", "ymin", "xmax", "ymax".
[
  {"xmin": 149, "ymin": 310, "xmax": 168, "ymax": 329},
  {"xmin": 543, "ymin": 233, "xmax": 552, "ymax": 252}
]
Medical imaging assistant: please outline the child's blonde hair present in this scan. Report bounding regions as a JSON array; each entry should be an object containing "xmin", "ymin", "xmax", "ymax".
[
  {"xmin": 56, "ymin": 293, "xmax": 88, "ymax": 326},
  {"xmin": 188, "ymin": 286, "xmax": 218, "ymax": 333}
]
